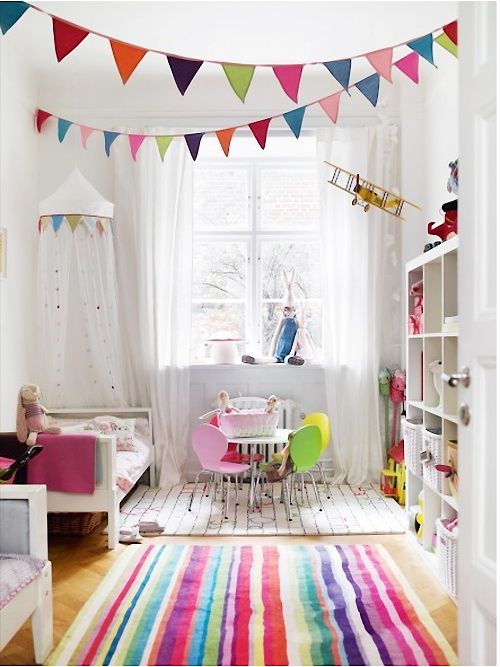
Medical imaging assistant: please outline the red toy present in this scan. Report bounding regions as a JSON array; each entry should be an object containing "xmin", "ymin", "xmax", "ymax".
[
  {"xmin": 427, "ymin": 204, "xmax": 458, "ymax": 242},
  {"xmin": 390, "ymin": 369, "xmax": 406, "ymax": 447}
]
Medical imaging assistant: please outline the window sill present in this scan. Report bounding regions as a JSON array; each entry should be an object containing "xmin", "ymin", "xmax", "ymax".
[{"xmin": 190, "ymin": 362, "xmax": 325, "ymax": 370}]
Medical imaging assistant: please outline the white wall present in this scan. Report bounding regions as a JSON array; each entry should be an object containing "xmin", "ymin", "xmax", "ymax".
[{"xmin": 0, "ymin": 42, "xmax": 39, "ymax": 429}]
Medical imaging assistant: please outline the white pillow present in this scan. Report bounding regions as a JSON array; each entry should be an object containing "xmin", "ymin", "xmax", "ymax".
[{"xmin": 91, "ymin": 416, "xmax": 136, "ymax": 452}]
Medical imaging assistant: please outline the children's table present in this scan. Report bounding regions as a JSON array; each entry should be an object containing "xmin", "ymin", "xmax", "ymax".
[{"xmin": 227, "ymin": 429, "xmax": 292, "ymax": 506}]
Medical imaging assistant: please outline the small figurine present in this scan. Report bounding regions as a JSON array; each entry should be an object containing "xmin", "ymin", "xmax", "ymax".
[
  {"xmin": 265, "ymin": 395, "xmax": 279, "ymax": 413},
  {"xmin": 198, "ymin": 390, "xmax": 240, "ymax": 421},
  {"xmin": 428, "ymin": 159, "xmax": 458, "ymax": 243}
]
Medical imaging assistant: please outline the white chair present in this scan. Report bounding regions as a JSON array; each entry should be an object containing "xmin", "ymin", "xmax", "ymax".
[{"xmin": 0, "ymin": 485, "xmax": 53, "ymax": 664}]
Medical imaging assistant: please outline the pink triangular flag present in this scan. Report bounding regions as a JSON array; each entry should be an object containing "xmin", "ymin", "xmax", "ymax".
[
  {"xmin": 80, "ymin": 126, "xmax": 95, "ymax": 149},
  {"xmin": 272, "ymin": 65, "xmax": 304, "ymax": 103},
  {"xmin": 319, "ymin": 91, "xmax": 342, "ymax": 124},
  {"xmin": 394, "ymin": 51, "xmax": 419, "ymax": 84},
  {"xmin": 366, "ymin": 47, "xmax": 393, "ymax": 82},
  {"xmin": 129, "ymin": 134, "xmax": 146, "ymax": 161}
]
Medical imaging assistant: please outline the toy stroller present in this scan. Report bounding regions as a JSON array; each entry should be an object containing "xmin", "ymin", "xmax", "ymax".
[{"xmin": 0, "ymin": 445, "xmax": 43, "ymax": 482}]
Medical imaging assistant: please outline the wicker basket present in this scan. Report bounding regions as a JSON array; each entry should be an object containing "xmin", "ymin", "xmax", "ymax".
[
  {"xmin": 436, "ymin": 518, "xmax": 458, "ymax": 598},
  {"xmin": 422, "ymin": 429, "xmax": 442, "ymax": 492},
  {"xmin": 48, "ymin": 512, "xmax": 104, "ymax": 535},
  {"xmin": 402, "ymin": 419, "xmax": 423, "ymax": 477}
]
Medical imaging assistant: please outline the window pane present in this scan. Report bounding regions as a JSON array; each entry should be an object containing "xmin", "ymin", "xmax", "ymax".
[
  {"xmin": 194, "ymin": 168, "xmax": 249, "ymax": 230},
  {"xmin": 261, "ymin": 301, "xmax": 323, "ymax": 360},
  {"xmin": 260, "ymin": 168, "xmax": 319, "ymax": 229},
  {"xmin": 261, "ymin": 241, "xmax": 321, "ymax": 300},
  {"xmin": 191, "ymin": 302, "xmax": 246, "ymax": 362},
  {"xmin": 193, "ymin": 241, "xmax": 247, "ymax": 300}
]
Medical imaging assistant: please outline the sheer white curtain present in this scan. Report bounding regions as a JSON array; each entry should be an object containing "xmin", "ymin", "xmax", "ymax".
[
  {"xmin": 113, "ymin": 138, "xmax": 193, "ymax": 487},
  {"xmin": 37, "ymin": 219, "xmax": 125, "ymax": 407},
  {"xmin": 317, "ymin": 125, "xmax": 400, "ymax": 484}
]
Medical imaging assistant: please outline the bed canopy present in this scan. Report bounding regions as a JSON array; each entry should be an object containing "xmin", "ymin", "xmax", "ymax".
[{"xmin": 39, "ymin": 168, "xmax": 114, "ymax": 218}]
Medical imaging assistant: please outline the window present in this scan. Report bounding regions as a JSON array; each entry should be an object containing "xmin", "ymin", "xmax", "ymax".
[{"xmin": 191, "ymin": 135, "xmax": 322, "ymax": 362}]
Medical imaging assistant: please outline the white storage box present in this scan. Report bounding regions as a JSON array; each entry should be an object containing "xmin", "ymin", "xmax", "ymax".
[
  {"xmin": 436, "ymin": 518, "xmax": 458, "ymax": 599},
  {"xmin": 402, "ymin": 419, "xmax": 423, "ymax": 477},
  {"xmin": 422, "ymin": 429, "xmax": 442, "ymax": 492}
]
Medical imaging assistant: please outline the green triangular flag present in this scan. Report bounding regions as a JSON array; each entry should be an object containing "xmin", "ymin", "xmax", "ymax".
[
  {"xmin": 434, "ymin": 33, "xmax": 458, "ymax": 58},
  {"xmin": 156, "ymin": 136, "xmax": 174, "ymax": 161},
  {"xmin": 66, "ymin": 215, "xmax": 81, "ymax": 232},
  {"xmin": 222, "ymin": 64, "xmax": 255, "ymax": 102}
]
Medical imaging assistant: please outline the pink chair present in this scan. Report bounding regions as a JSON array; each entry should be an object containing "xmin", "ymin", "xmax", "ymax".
[{"xmin": 188, "ymin": 424, "xmax": 251, "ymax": 519}]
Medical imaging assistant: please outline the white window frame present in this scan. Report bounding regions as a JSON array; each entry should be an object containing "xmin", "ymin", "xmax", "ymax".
[{"xmin": 193, "ymin": 156, "xmax": 321, "ymax": 359}]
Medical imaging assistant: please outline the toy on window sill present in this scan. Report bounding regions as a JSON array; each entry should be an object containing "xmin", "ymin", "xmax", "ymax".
[
  {"xmin": 427, "ymin": 159, "xmax": 458, "ymax": 243},
  {"xmin": 242, "ymin": 269, "xmax": 308, "ymax": 366},
  {"xmin": 16, "ymin": 384, "xmax": 61, "ymax": 445}
]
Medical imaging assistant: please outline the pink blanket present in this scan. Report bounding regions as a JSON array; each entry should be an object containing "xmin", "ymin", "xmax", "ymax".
[{"xmin": 27, "ymin": 433, "xmax": 96, "ymax": 494}]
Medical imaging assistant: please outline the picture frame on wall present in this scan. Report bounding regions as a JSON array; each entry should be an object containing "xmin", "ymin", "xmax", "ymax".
[{"xmin": 0, "ymin": 227, "xmax": 6, "ymax": 279}]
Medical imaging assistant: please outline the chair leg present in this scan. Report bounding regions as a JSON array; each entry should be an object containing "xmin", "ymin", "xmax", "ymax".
[
  {"xmin": 293, "ymin": 473, "xmax": 300, "ymax": 507},
  {"xmin": 283, "ymin": 479, "xmax": 292, "ymax": 521},
  {"xmin": 301, "ymin": 473, "xmax": 305, "ymax": 504},
  {"xmin": 224, "ymin": 476, "xmax": 230, "ymax": 519},
  {"xmin": 32, "ymin": 562, "xmax": 53, "ymax": 664},
  {"xmin": 317, "ymin": 462, "xmax": 331, "ymax": 499},
  {"xmin": 306, "ymin": 471, "xmax": 324, "ymax": 512},
  {"xmin": 235, "ymin": 476, "xmax": 239, "ymax": 505},
  {"xmin": 188, "ymin": 471, "xmax": 202, "ymax": 512},
  {"xmin": 206, "ymin": 472, "xmax": 214, "ymax": 497}
]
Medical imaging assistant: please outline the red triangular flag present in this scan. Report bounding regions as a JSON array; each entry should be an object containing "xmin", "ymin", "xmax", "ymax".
[
  {"xmin": 366, "ymin": 47, "xmax": 393, "ymax": 82},
  {"xmin": 394, "ymin": 52, "xmax": 419, "ymax": 84},
  {"xmin": 35, "ymin": 109, "xmax": 51, "ymax": 133},
  {"xmin": 443, "ymin": 20, "xmax": 458, "ymax": 45},
  {"xmin": 110, "ymin": 40, "xmax": 148, "ymax": 84},
  {"xmin": 52, "ymin": 18, "xmax": 89, "ymax": 62},
  {"xmin": 216, "ymin": 128, "xmax": 236, "ymax": 157},
  {"xmin": 272, "ymin": 65, "xmax": 304, "ymax": 103},
  {"xmin": 248, "ymin": 118, "xmax": 272, "ymax": 149}
]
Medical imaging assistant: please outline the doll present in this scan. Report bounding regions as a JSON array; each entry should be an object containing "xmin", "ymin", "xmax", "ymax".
[{"xmin": 16, "ymin": 384, "xmax": 61, "ymax": 445}]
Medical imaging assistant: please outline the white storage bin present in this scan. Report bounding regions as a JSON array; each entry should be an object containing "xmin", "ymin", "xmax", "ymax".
[
  {"xmin": 422, "ymin": 429, "xmax": 442, "ymax": 492},
  {"xmin": 402, "ymin": 419, "xmax": 423, "ymax": 477},
  {"xmin": 436, "ymin": 518, "xmax": 457, "ymax": 599}
]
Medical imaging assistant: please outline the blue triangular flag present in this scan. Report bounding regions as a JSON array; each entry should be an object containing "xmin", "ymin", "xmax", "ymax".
[
  {"xmin": 355, "ymin": 73, "xmax": 380, "ymax": 107},
  {"xmin": 283, "ymin": 106, "xmax": 306, "ymax": 139},
  {"xmin": 185, "ymin": 133, "xmax": 204, "ymax": 161},
  {"xmin": 0, "ymin": 1, "xmax": 30, "ymax": 35},
  {"xmin": 323, "ymin": 59, "xmax": 351, "ymax": 90},
  {"xmin": 57, "ymin": 119, "xmax": 72, "ymax": 143},
  {"xmin": 407, "ymin": 34, "xmax": 435, "ymax": 66},
  {"xmin": 52, "ymin": 215, "xmax": 64, "ymax": 232},
  {"xmin": 103, "ymin": 131, "xmax": 120, "ymax": 157}
]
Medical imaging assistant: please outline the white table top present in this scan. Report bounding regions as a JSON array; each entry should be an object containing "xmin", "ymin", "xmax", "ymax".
[{"xmin": 227, "ymin": 428, "xmax": 292, "ymax": 445}]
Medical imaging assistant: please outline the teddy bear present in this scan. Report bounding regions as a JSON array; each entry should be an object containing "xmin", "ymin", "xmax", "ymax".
[{"xmin": 16, "ymin": 384, "xmax": 61, "ymax": 445}]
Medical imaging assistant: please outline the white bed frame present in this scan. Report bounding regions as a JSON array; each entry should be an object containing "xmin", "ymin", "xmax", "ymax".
[{"xmin": 44, "ymin": 408, "xmax": 154, "ymax": 549}]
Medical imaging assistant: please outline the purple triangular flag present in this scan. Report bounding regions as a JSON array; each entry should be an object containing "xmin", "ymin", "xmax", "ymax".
[
  {"xmin": 185, "ymin": 133, "xmax": 204, "ymax": 161},
  {"xmin": 167, "ymin": 56, "xmax": 203, "ymax": 95}
]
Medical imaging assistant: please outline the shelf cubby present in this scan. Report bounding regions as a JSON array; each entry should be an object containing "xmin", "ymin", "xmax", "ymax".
[
  {"xmin": 424, "ymin": 337, "xmax": 443, "ymax": 409},
  {"xmin": 423, "ymin": 259, "xmax": 442, "ymax": 334}
]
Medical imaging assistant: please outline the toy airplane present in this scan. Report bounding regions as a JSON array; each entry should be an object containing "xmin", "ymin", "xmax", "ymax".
[{"xmin": 324, "ymin": 161, "xmax": 421, "ymax": 221}]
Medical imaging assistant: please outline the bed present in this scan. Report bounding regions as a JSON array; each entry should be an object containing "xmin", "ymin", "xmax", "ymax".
[{"xmin": 42, "ymin": 408, "xmax": 154, "ymax": 550}]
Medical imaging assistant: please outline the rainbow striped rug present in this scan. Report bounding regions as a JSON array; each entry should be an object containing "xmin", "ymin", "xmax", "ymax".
[{"xmin": 50, "ymin": 544, "xmax": 456, "ymax": 666}]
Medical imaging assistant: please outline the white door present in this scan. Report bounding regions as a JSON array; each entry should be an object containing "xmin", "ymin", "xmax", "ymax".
[{"xmin": 458, "ymin": 2, "xmax": 497, "ymax": 665}]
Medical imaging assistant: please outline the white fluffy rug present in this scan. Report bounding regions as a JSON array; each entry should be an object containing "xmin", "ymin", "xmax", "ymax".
[{"xmin": 120, "ymin": 482, "xmax": 407, "ymax": 536}]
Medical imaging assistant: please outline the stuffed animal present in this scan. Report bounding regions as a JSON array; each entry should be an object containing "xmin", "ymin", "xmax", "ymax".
[
  {"xmin": 378, "ymin": 368, "xmax": 391, "ymax": 451},
  {"xmin": 265, "ymin": 395, "xmax": 279, "ymax": 413},
  {"xmin": 389, "ymin": 369, "xmax": 406, "ymax": 447},
  {"xmin": 16, "ymin": 384, "xmax": 61, "ymax": 445}
]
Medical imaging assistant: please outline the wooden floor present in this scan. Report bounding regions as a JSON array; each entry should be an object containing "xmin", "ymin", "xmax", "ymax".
[{"xmin": 0, "ymin": 524, "xmax": 457, "ymax": 666}]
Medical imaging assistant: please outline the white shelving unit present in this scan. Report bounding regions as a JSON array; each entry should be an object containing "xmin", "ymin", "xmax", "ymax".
[{"xmin": 404, "ymin": 237, "xmax": 459, "ymax": 601}]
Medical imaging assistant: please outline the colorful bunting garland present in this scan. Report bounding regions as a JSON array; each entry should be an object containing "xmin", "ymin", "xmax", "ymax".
[
  {"xmin": 0, "ymin": 2, "xmax": 457, "ymax": 103},
  {"xmin": 38, "ymin": 214, "xmax": 112, "ymax": 235}
]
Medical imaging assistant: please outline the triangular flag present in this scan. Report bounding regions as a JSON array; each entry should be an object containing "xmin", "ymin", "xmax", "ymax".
[
  {"xmin": 96, "ymin": 220, "xmax": 104, "ymax": 236},
  {"xmin": 167, "ymin": 56, "xmax": 203, "ymax": 95},
  {"xmin": 129, "ymin": 134, "xmax": 146, "ymax": 161},
  {"xmin": 104, "ymin": 131, "xmax": 120, "ymax": 157},
  {"xmin": 394, "ymin": 51, "xmax": 420, "ymax": 83},
  {"xmin": 66, "ymin": 215, "xmax": 81, "ymax": 233},
  {"xmin": 249, "ymin": 118, "xmax": 272, "ymax": 149},
  {"xmin": 366, "ymin": 47, "xmax": 393, "ymax": 82},
  {"xmin": 222, "ymin": 64, "xmax": 255, "ymax": 102},
  {"xmin": 52, "ymin": 18, "xmax": 89, "ymax": 62},
  {"xmin": 435, "ymin": 33, "xmax": 458, "ymax": 58},
  {"xmin": 58, "ymin": 119, "xmax": 72, "ymax": 143},
  {"xmin": 408, "ymin": 34, "xmax": 435, "ymax": 66},
  {"xmin": 40, "ymin": 216, "xmax": 51, "ymax": 231},
  {"xmin": 185, "ymin": 133, "xmax": 204, "ymax": 161},
  {"xmin": 323, "ymin": 59, "xmax": 351, "ymax": 91},
  {"xmin": 99, "ymin": 218, "xmax": 108, "ymax": 233},
  {"xmin": 215, "ymin": 128, "xmax": 236, "ymax": 157},
  {"xmin": 155, "ymin": 135, "xmax": 174, "ymax": 161},
  {"xmin": 0, "ymin": 1, "xmax": 30, "ymax": 35},
  {"xmin": 36, "ymin": 109, "xmax": 51, "ymax": 133},
  {"xmin": 272, "ymin": 65, "xmax": 304, "ymax": 103},
  {"xmin": 319, "ymin": 92, "xmax": 342, "ymax": 124},
  {"xmin": 80, "ymin": 126, "xmax": 95, "ymax": 148},
  {"xmin": 52, "ymin": 215, "xmax": 64, "ymax": 233},
  {"xmin": 443, "ymin": 20, "xmax": 458, "ymax": 45},
  {"xmin": 283, "ymin": 106, "xmax": 306, "ymax": 138},
  {"xmin": 82, "ymin": 216, "xmax": 96, "ymax": 234},
  {"xmin": 38, "ymin": 218, "xmax": 42, "ymax": 233},
  {"xmin": 355, "ymin": 73, "xmax": 380, "ymax": 107},
  {"xmin": 110, "ymin": 40, "xmax": 147, "ymax": 84}
]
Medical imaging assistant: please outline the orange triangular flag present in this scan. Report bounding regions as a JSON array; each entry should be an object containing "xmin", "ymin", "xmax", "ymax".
[
  {"xmin": 109, "ymin": 40, "xmax": 147, "ymax": 84},
  {"xmin": 216, "ymin": 128, "xmax": 236, "ymax": 157}
]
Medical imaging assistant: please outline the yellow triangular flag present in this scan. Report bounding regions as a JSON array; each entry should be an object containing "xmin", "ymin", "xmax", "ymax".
[
  {"xmin": 156, "ymin": 136, "xmax": 174, "ymax": 161},
  {"xmin": 434, "ymin": 33, "xmax": 458, "ymax": 58},
  {"xmin": 66, "ymin": 215, "xmax": 81, "ymax": 232},
  {"xmin": 222, "ymin": 64, "xmax": 255, "ymax": 102},
  {"xmin": 41, "ymin": 216, "xmax": 51, "ymax": 230}
]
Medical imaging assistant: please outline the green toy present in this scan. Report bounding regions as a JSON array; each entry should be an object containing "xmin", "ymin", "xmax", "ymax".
[{"xmin": 378, "ymin": 368, "xmax": 391, "ymax": 451}]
